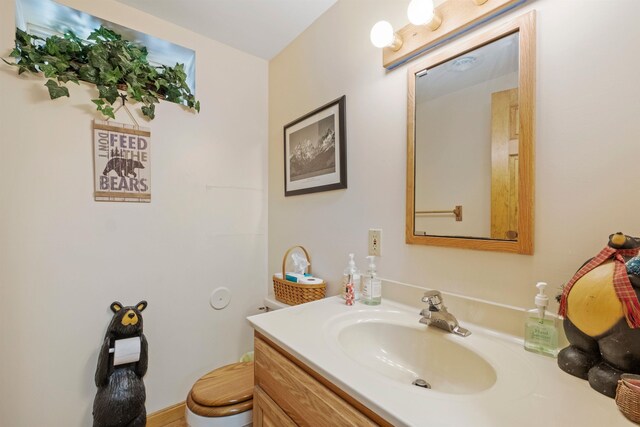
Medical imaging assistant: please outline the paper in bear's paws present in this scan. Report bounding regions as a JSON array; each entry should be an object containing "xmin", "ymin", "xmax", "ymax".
[{"xmin": 111, "ymin": 337, "xmax": 141, "ymax": 366}]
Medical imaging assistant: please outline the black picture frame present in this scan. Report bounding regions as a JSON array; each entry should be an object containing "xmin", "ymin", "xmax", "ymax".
[{"xmin": 284, "ymin": 96, "xmax": 347, "ymax": 196}]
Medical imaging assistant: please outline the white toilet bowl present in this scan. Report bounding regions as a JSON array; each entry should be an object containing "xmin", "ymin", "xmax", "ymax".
[
  {"xmin": 185, "ymin": 407, "xmax": 252, "ymax": 427},
  {"xmin": 185, "ymin": 297, "xmax": 288, "ymax": 427}
]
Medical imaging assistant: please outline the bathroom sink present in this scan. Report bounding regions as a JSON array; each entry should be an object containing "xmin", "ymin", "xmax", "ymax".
[
  {"xmin": 250, "ymin": 297, "xmax": 629, "ymax": 426},
  {"xmin": 327, "ymin": 311, "xmax": 497, "ymax": 394}
]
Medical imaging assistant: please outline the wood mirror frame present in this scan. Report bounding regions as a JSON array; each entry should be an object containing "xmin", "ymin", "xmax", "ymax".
[{"xmin": 406, "ymin": 12, "xmax": 535, "ymax": 254}]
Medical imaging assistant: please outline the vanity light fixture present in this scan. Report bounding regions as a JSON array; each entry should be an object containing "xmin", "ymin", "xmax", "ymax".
[
  {"xmin": 376, "ymin": 0, "xmax": 530, "ymax": 70},
  {"xmin": 370, "ymin": 20, "xmax": 403, "ymax": 51},
  {"xmin": 370, "ymin": 0, "xmax": 442, "ymax": 51}
]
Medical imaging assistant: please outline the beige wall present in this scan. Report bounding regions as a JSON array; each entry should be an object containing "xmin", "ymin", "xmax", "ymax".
[
  {"xmin": 0, "ymin": 0, "xmax": 267, "ymax": 425},
  {"xmin": 268, "ymin": 0, "xmax": 640, "ymax": 308}
]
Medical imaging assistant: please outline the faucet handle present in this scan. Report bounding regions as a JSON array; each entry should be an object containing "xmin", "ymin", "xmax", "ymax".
[{"xmin": 422, "ymin": 290, "xmax": 443, "ymax": 309}]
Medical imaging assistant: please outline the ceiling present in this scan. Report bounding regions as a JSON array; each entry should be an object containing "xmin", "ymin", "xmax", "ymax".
[
  {"xmin": 114, "ymin": 0, "xmax": 338, "ymax": 60},
  {"xmin": 416, "ymin": 32, "xmax": 519, "ymax": 101}
]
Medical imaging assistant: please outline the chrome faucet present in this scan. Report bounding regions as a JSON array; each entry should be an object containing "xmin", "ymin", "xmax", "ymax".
[{"xmin": 419, "ymin": 290, "xmax": 471, "ymax": 337}]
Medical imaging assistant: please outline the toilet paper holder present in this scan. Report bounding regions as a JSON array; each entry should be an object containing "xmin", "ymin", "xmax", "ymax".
[{"xmin": 108, "ymin": 336, "xmax": 142, "ymax": 366}]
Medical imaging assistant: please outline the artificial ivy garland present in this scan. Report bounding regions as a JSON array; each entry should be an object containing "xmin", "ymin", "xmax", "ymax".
[{"xmin": 2, "ymin": 26, "xmax": 200, "ymax": 120}]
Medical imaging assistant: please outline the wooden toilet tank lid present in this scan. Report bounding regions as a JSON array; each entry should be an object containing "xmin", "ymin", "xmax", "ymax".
[{"xmin": 190, "ymin": 361, "xmax": 254, "ymax": 407}]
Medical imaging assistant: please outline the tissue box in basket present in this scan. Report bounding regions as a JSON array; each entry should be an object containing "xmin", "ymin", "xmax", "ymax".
[{"xmin": 273, "ymin": 246, "xmax": 326, "ymax": 305}]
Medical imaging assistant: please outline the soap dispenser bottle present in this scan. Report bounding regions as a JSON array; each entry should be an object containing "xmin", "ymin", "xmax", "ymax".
[
  {"xmin": 362, "ymin": 255, "xmax": 381, "ymax": 305},
  {"xmin": 524, "ymin": 282, "xmax": 559, "ymax": 357},
  {"xmin": 342, "ymin": 253, "xmax": 361, "ymax": 302}
]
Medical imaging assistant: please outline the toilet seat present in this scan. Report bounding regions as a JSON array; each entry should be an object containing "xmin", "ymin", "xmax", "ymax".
[
  {"xmin": 186, "ymin": 393, "xmax": 253, "ymax": 417},
  {"xmin": 187, "ymin": 361, "xmax": 254, "ymax": 418}
]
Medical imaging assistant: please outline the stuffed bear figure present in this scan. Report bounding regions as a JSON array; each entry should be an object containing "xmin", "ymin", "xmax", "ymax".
[
  {"xmin": 93, "ymin": 301, "xmax": 148, "ymax": 427},
  {"xmin": 558, "ymin": 233, "xmax": 640, "ymax": 397}
]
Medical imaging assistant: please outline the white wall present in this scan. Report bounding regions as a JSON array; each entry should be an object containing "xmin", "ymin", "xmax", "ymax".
[
  {"xmin": 268, "ymin": 0, "xmax": 640, "ymax": 309},
  {"xmin": 0, "ymin": 0, "xmax": 268, "ymax": 425}
]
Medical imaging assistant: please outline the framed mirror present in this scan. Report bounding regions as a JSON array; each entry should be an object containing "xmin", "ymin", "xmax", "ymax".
[{"xmin": 406, "ymin": 12, "xmax": 535, "ymax": 254}]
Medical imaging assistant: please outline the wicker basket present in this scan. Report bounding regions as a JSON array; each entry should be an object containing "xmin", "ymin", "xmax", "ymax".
[
  {"xmin": 273, "ymin": 246, "xmax": 326, "ymax": 305},
  {"xmin": 616, "ymin": 374, "xmax": 640, "ymax": 423}
]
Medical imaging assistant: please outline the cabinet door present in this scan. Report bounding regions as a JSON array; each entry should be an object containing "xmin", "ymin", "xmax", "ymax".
[
  {"xmin": 255, "ymin": 337, "xmax": 379, "ymax": 426},
  {"xmin": 254, "ymin": 385, "xmax": 297, "ymax": 427}
]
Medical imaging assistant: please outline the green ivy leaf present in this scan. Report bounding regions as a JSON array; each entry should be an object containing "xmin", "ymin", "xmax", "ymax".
[
  {"xmin": 54, "ymin": 60, "xmax": 69, "ymax": 72},
  {"xmin": 88, "ymin": 46, "xmax": 109, "ymax": 69},
  {"xmin": 100, "ymin": 67, "xmax": 123, "ymax": 85},
  {"xmin": 64, "ymin": 31, "xmax": 82, "ymax": 43},
  {"xmin": 15, "ymin": 28, "xmax": 34, "ymax": 45},
  {"xmin": 78, "ymin": 65, "xmax": 98, "ymax": 83},
  {"xmin": 44, "ymin": 79, "xmax": 69, "ymax": 99},
  {"xmin": 128, "ymin": 84, "xmax": 143, "ymax": 102},
  {"xmin": 6, "ymin": 26, "xmax": 199, "ymax": 119},
  {"xmin": 41, "ymin": 63, "xmax": 58, "ymax": 78},
  {"xmin": 101, "ymin": 105, "xmax": 115, "ymax": 119},
  {"xmin": 144, "ymin": 94, "xmax": 159, "ymax": 104},
  {"xmin": 97, "ymin": 85, "xmax": 119, "ymax": 104},
  {"xmin": 88, "ymin": 26, "xmax": 121, "ymax": 42},
  {"xmin": 57, "ymin": 72, "xmax": 79, "ymax": 84},
  {"xmin": 27, "ymin": 51, "xmax": 42, "ymax": 64},
  {"xmin": 141, "ymin": 103, "xmax": 155, "ymax": 119},
  {"xmin": 45, "ymin": 37, "xmax": 61, "ymax": 56},
  {"xmin": 164, "ymin": 86, "xmax": 182, "ymax": 103}
]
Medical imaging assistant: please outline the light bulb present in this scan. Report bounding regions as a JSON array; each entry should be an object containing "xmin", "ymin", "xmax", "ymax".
[
  {"xmin": 370, "ymin": 21, "xmax": 394, "ymax": 48},
  {"xmin": 407, "ymin": 0, "xmax": 435, "ymax": 26},
  {"xmin": 370, "ymin": 21, "xmax": 403, "ymax": 51}
]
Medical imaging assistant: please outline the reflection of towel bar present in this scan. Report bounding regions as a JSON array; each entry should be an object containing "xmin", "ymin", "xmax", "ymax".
[{"xmin": 416, "ymin": 205, "xmax": 462, "ymax": 221}]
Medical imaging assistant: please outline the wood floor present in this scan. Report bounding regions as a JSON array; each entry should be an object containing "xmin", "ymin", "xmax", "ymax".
[
  {"xmin": 147, "ymin": 402, "xmax": 188, "ymax": 427},
  {"xmin": 162, "ymin": 418, "xmax": 187, "ymax": 427}
]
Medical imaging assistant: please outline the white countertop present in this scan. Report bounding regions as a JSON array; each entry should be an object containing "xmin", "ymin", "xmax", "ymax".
[{"xmin": 247, "ymin": 296, "xmax": 633, "ymax": 427}]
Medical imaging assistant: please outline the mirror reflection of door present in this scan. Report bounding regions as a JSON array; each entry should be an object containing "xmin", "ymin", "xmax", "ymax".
[{"xmin": 491, "ymin": 88, "xmax": 519, "ymax": 240}]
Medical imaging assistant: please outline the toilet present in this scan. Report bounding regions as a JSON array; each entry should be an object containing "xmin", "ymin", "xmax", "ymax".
[{"xmin": 185, "ymin": 297, "xmax": 289, "ymax": 427}]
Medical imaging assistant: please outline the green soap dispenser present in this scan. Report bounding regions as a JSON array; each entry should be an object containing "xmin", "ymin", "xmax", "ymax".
[
  {"xmin": 362, "ymin": 256, "xmax": 381, "ymax": 305},
  {"xmin": 524, "ymin": 282, "xmax": 559, "ymax": 357}
]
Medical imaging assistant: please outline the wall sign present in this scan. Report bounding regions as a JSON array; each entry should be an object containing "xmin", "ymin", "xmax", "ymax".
[{"xmin": 93, "ymin": 120, "xmax": 151, "ymax": 202}]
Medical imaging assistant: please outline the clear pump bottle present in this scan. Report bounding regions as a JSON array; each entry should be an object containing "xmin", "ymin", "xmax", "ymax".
[
  {"xmin": 362, "ymin": 255, "xmax": 381, "ymax": 305},
  {"xmin": 342, "ymin": 253, "xmax": 361, "ymax": 301},
  {"xmin": 524, "ymin": 282, "xmax": 559, "ymax": 357}
]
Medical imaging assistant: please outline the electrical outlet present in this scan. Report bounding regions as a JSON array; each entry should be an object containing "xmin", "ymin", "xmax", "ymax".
[{"xmin": 368, "ymin": 229, "xmax": 382, "ymax": 256}]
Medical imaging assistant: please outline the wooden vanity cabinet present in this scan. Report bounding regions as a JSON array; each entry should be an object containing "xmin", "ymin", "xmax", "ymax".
[
  {"xmin": 254, "ymin": 333, "xmax": 392, "ymax": 427},
  {"xmin": 254, "ymin": 386, "xmax": 296, "ymax": 427}
]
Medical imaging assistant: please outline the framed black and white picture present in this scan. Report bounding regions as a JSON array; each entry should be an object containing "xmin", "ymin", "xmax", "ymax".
[{"xmin": 284, "ymin": 96, "xmax": 347, "ymax": 196}]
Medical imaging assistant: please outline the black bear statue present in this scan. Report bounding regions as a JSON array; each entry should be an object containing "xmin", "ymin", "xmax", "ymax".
[
  {"xmin": 93, "ymin": 301, "xmax": 148, "ymax": 427},
  {"xmin": 558, "ymin": 233, "xmax": 640, "ymax": 397}
]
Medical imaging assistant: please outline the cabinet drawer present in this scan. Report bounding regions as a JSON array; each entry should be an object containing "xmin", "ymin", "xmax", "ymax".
[
  {"xmin": 254, "ymin": 385, "xmax": 297, "ymax": 427},
  {"xmin": 254, "ymin": 336, "xmax": 379, "ymax": 427}
]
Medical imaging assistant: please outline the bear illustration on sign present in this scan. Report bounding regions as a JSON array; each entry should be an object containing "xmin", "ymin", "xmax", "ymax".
[
  {"xmin": 102, "ymin": 157, "xmax": 145, "ymax": 178},
  {"xmin": 93, "ymin": 301, "xmax": 148, "ymax": 427}
]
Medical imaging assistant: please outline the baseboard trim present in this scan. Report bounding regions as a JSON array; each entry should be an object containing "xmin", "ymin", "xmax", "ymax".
[{"xmin": 147, "ymin": 401, "xmax": 185, "ymax": 427}]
